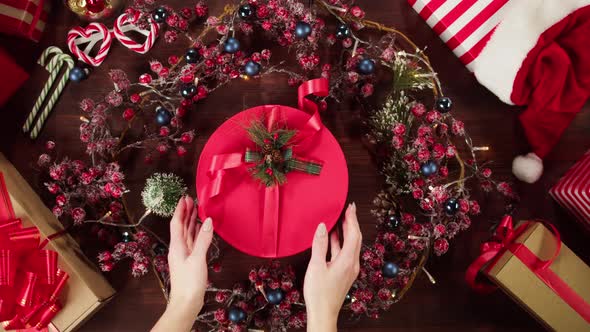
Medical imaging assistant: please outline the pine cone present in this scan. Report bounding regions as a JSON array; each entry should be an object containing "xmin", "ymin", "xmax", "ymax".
[
  {"xmin": 271, "ymin": 150, "xmax": 283, "ymax": 163},
  {"xmin": 262, "ymin": 143, "xmax": 273, "ymax": 154}
]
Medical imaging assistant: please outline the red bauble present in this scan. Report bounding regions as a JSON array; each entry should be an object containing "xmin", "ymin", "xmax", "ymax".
[{"xmin": 86, "ymin": 0, "xmax": 105, "ymax": 13}]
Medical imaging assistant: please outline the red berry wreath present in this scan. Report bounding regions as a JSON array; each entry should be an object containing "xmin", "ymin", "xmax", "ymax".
[{"xmin": 35, "ymin": 0, "xmax": 518, "ymax": 330}]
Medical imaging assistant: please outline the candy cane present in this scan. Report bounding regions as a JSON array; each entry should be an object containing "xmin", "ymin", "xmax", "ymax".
[
  {"xmin": 24, "ymin": 50, "xmax": 66, "ymax": 133},
  {"xmin": 67, "ymin": 22, "xmax": 112, "ymax": 67},
  {"xmin": 37, "ymin": 46, "xmax": 63, "ymax": 67},
  {"xmin": 113, "ymin": 12, "xmax": 159, "ymax": 54},
  {"xmin": 30, "ymin": 54, "xmax": 75, "ymax": 139}
]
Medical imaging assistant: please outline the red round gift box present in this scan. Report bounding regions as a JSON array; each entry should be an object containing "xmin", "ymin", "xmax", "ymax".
[{"xmin": 196, "ymin": 89, "xmax": 348, "ymax": 258}]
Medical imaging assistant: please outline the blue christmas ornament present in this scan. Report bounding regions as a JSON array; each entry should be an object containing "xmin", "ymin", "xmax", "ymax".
[
  {"xmin": 223, "ymin": 37, "xmax": 240, "ymax": 53},
  {"xmin": 435, "ymin": 96, "xmax": 453, "ymax": 113},
  {"xmin": 386, "ymin": 213, "xmax": 401, "ymax": 229},
  {"xmin": 228, "ymin": 306, "xmax": 246, "ymax": 323},
  {"xmin": 420, "ymin": 160, "xmax": 439, "ymax": 177},
  {"xmin": 184, "ymin": 48, "xmax": 199, "ymax": 64},
  {"xmin": 243, "ymin": 60, "xmax": 261, "ymax": 77},
  {"xmin": 294, "ymin": 21, "xmax": 312, "ymax": 39},
  {"xmin": 155, "ymin": 106, "xmax": 172, "ymax": 126},
  {"xmin": 238, "ymin": 4, "xmax": 254, "ymax": 19},
  {"xmin": 444, "ymin": 198, "xmax": 460, "ymax": 216},
  {"xmin": 152, "ymin": 7, "xmax": 168, "ymax": 23},
  {"xmin": 345, "ymin": 293, "xmax": 352, "ymax": 303},
  {"xmin": 180, "ymin": 84, "xmax": 197, "ymax": 99},
  {"xmin": 266, "ymin": 288, "xmax": 284, "ymax": 305},
  {"xmin": 382, "ymin": 261, "xmax": 399, "ymax": 278},
  {"xmin": 121, "ymin": 231, "xmax": 132, "ymax": 243},
  {"xmin": 335, "ymin": 23, "xmax": 351, "ymax": 39},
  {"xmin": 153, "ymin": 243, "xmax": 167, "ymax": 255},
  {"xmin": 357, "ymin": 58, "xmax": 375, "ymax": 75},
  {"xmin": 69, "ymin": 67, "xmax": 88, "ymax": 82}
]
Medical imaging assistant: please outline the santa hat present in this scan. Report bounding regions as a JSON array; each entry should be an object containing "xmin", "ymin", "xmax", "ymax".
[{"xmin": 471, "ymin": 0, "xmax": 590, "ymax": 183}]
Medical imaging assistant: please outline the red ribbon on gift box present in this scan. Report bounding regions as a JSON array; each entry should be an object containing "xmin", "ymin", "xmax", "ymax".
[
  {"xmin": 202, "ymin": 78, "xmax": 329, "ymax": 257},
  {"xmin": 465, "ymin": 216, "xmax": 590, "ymax": 323},
  {"xmin": 0, "ymin": 172, "xmax": 69, "ymax": 330}
]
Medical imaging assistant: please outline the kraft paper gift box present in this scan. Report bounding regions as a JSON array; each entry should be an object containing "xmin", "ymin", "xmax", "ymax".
[
  {"xmin": 473, "ymin": 219, "xmax": 590, "ymax": 331},
  {"xmin": 0, "ymin": 153, "xmax": 115, "ymax": 332}
]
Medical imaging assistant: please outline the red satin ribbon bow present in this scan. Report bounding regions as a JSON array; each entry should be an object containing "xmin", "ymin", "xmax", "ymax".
[
  {"xmin": 465, "ymin": 216, "xmax": 590, "ymax": 323},
  {"xmin": 0, "ymin": 218, "xmax": 69, "ymax": 330},
  {"xmin": 204, "ymin": 78, "xmax": 329, "ymax": 257}
]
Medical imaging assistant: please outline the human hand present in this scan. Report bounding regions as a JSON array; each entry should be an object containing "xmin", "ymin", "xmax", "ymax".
[
  {"xmin": 152, "ymin": 196, "xmax": 214, "ymax": 332},
  {"xmin": 303, "ymin": 203, "xmax": 362, "ymax": 332}
]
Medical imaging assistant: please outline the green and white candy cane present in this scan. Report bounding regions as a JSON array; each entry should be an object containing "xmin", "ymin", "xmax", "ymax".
[
  {"xmin": 24, "ymin": 47, "xmax": 66, "ymax": 134},
  {"xmin": 38, "ymin": 46, "xmax": 63, "ymax": 67},
  {"xmin": 29, "ymin": 54, "xmax": 74, "ymax": 139}
]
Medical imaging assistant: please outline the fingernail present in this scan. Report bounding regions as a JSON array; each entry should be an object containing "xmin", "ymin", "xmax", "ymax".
[
  {"xmin": 352, "ymin": 202, "xmax": 356, "ymax": 212},
  {"xmin": 315, "ymin": 223, "xmax": 327, "ymax": 238},
  {"xmin": 202, "ymin": 218, "xmax": 213, "ymax": 232}
]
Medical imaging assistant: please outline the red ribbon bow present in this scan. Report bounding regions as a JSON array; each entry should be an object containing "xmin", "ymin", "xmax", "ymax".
[
  {"xmin": 0, "ymin": 219, "xmax": 69, "ymax": 330},
  {"xmin": 201, "ymin": 78, "xmax": 329, "ymax": 257},
  {"xmin": 465, "ymin": 216, "xmax": 590, "ymax": 323}
]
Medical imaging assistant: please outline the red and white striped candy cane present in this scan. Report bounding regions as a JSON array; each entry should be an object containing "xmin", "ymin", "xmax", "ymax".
[
  {"xmin": 113, "ymin": 12, "xmax": 159, "ymax": 54},
  {"xmin": 67, "ymin": 22, "xmax": 113, "ymax": 67}
]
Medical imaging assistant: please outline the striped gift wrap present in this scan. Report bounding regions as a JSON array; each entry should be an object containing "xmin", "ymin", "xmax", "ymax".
[{"xmin": 549, "ymin": 150, "xmax": 590, "ymax": 232}]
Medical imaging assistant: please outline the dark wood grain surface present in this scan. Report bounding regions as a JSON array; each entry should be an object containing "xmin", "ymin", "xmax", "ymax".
[{"xmin": 1, "ymin": 0, "xmax": 590, "ymax": 331}]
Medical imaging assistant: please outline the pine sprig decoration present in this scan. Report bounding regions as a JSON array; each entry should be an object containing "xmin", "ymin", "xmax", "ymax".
[
  {"xmin": 368, "ymin": 95, "xmax": 411, "ymax": 143},
  {"xmin": 141, "ymin": 173, "xmax": 187, "ymax": 217},
  {"xmin": 388, "ymin": 52, "xmax": 435, "ymax": 94},
  {"xmin": 245, "ymin": 119, "xmax": 297, "ymax": 186}
]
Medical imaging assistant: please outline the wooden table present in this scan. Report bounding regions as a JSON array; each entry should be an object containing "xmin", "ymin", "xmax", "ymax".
[{"xmin": 1, "ymin": 1, "xmax": 589, "ymax": 331}]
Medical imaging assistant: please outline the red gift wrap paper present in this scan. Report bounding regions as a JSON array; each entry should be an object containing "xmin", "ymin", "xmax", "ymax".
[
  {"xmin": 0, "ymin": 172, "xmax": 69, "ymax": 330},
  {"xmin": 408, "ymin": 0, "xmax": 510, "ymax": 70},
  {"xmin": 550, "ymin": 149, "xmax": 590, "ymax": 232},
  {"xmin": 196, "ymin": 79, "xmax": 348, "ymax": 258},
  {"xmin": 0, "ymin": 0, "xmax": 49, "ymax": 42}
]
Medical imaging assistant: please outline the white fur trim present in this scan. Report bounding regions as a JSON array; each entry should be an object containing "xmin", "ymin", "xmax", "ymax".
[
  {"xmin": 513, "ymin": 153, "xmax": 544, "ymax": 183},
  {"xmin": 472, "ymin": 0, "xmax": 590, "ymax": 105}
]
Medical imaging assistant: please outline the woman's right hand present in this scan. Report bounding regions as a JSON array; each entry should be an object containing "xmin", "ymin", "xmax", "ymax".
[{"xmin": 303, "ymin": 203, "xmax": 362, "ymax": 332}]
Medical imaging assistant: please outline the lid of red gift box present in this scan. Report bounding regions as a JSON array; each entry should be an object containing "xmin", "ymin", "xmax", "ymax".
[{"xmin": 196, "ymin": 80, "xmax": 348, "ymax": 258}]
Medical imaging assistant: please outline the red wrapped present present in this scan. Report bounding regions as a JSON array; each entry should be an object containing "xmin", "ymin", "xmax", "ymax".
[
  {"xmin": 408, "ymin": 0, "xmax": 510, "ymax": 70},
  {"xmin": 0, "ymin": 48, "xmax": 28, "ymax": 107},
  {"xmin": 196, "ymin": 79, "xmax": 348, "ymax": 258},
  {"xmin": 549, "ymin": 150, "xmax": 590, "ymax": 232},
  {"xmin": 0, "ymin": 0, "xmax": 49, "ymax": 42},
  {"xmin": 466, "ymin": 216, "xmax": 590, "ymax": 331}
]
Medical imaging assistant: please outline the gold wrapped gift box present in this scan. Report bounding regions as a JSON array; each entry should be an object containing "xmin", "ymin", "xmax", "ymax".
[
  {"xmin": 484, "ymin": 222, "xmax": 590, "ymax": 331},
  {"xmin": 0, "ymin": 153, "xmax": 115, "ymax": 332}
]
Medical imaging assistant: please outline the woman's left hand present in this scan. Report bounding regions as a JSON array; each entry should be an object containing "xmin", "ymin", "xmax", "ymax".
[{"xmin": 152, "ymin": 196, "xmax": 214, "ymax": 332}]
